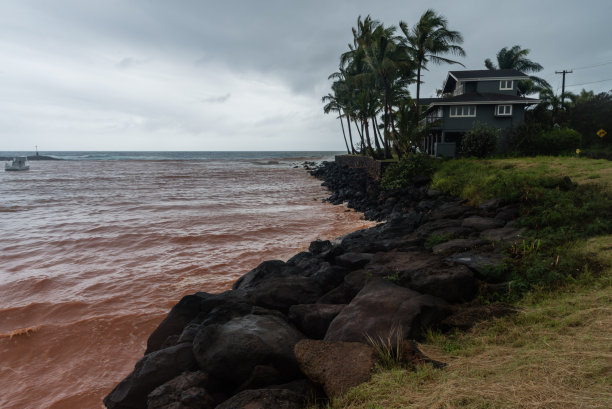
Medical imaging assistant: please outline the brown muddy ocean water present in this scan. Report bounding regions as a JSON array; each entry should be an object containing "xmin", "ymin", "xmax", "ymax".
[{"xmin": 0, "ymin": 158, "xmax": 373, "ymax": 409}]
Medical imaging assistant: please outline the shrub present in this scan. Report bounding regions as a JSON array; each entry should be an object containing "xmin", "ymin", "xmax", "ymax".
[
  {"xmin": 502, "ymin": 122, "xmax": 545, "ymax": 156},
  {"xmin": 533, "ymin": 127, "xmax": 582, "ymax": 155},
  {"xmin": 381, "ymin": 153, "xmax": 438, "ymax": 190},
  {"xmin": 460, "ymin": 123, "xmax": 499, "ymax": 158}
]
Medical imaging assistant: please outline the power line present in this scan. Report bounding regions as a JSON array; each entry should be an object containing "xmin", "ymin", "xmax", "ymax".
[
  {"xmin": 566, "ymin": 78, "xmax": 612, "ymax": 88},
  {"xmin": 572, "ymin": 60, "xmax": 612, "ymax": 71}
]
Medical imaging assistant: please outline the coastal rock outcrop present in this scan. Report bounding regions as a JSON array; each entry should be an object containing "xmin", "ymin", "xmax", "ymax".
[
  {"xmin": 215, "ymin": 388, "xmax": 304, "ymax": 409},
  {"xmin": 324, "ymin": 279, "xmax": 450, "ymax": 342},
  {"xmin": 105, "ymin": 159, "xmax": 520, "ymax": 409},
  {"xmin": 147, "ymin": 371, "xmax": 213, "ymax": 409},
  {"xmin": 192, "ymin": 313, "xmax": 304, "ymax": 391},
  {"xmin": 104, "ymin": 344, "xmax": 197, "ymax": 409}
]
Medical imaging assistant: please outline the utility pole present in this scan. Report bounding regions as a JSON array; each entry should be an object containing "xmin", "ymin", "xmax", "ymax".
[{"xmin": 555, "ymin": 70, "xmax": 573, "ymax": 109}]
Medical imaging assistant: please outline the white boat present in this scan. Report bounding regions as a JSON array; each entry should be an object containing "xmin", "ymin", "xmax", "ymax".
[{"xmin": 5, "ymin": 156, "xmax": 30, "ymax": 171}]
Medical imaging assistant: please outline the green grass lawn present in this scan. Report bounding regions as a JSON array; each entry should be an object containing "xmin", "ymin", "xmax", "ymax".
[{"xmin": 318, "ymin": 156, "xmax": 612, "ymax": 409}]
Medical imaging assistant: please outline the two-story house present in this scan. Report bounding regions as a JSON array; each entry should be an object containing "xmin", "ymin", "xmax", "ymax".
[{"xmin": 420, "ymin": 69, "xmax": 539, "ymax": 156}]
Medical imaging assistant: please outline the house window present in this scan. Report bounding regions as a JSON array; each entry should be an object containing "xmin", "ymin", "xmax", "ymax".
[
  {"xmin": 495, "ymin": 105, "xmax": 513, "ymax": 116},
  {"xmin": 500, "ymin": 80, "xmax": 513, "ymax": 90},
  {"xmin": 449, "ymin": 105, "xmax": 476, "ymax": 117}
]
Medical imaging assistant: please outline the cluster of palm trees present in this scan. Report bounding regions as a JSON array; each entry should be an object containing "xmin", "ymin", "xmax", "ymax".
[{"xmin": 323, "ymin": 10, "xmax": 465, "ymax": 159}]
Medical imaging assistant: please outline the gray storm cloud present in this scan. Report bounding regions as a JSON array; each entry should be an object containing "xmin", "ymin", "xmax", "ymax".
[{"xmin": 0, "ymin": 0, "xmax": 610, "ymax": 150}]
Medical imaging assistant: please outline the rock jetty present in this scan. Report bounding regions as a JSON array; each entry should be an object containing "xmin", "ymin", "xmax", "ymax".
[{"xmin": 104, "ymin": 159, "xmax": 520, "ymax": 409}]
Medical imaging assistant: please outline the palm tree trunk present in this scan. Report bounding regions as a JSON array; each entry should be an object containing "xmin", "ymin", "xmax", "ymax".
[
  {"xmin": 387, "ymin": 100, "xmax": 401, "ymax": 159},
  {"xmin": 339, "ymin": 117, "xmax": 350, "ymax": 154},
  {"xmin": 354, "ymin": 118, "xmax": 365, "ymax": 153},
  {"xmin": 382, "ymin": 103, "xmax": 391, "ymax": 157},
  {"xmin": 372, "ymin": 115, "xmax": 385, "ymax": 150},
  {"xmin": 416, "ymin": 65, "xmax": 422, "ymax": 117},
  {"xmin": 344, "ymin": 111, "xmax": 356, "ymax": 154},
  {"xmin": 363, "ymin": 119, "xmax": 375, "ymax": 157},
  {"xmin": 383, "ymin": 86, "xmax": 393, "ymax": 159},
  {"xmin": 370, "ymin": 115, "xmax": 382, "ymax": 158}
]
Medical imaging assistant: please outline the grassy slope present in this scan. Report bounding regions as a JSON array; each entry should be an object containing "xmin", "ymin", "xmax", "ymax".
[{"xmin": 324, "ymin": 156, "xmax": 612, "ymax": 409}]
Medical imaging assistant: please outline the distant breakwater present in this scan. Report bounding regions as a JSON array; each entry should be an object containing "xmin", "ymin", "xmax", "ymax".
[
  {"xmin": 104, "ymin": 158, "xmax": 522, "ymax": 409},
  {"xmin": 1, "ymin": 155, "xmax": 60, "ymax": 161}
]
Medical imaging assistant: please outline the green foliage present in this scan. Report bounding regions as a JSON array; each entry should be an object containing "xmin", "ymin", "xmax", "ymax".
[
  {"xmin": 385, "ymin": 271, "xmax": 401, "ymax": 283},
  {"xmin": 431, "ymin": 158, "xmax": 612, "ymax": 295},
  {"xmin": 460, "ymin": 123, "xmax": 500, "ymax": 158},
  {"xmin": 381, "ymin": 153, "xmax": 439, "ymax": 190},
  {"xmin": 568, "ymin": 91, "xmax": 612, "ymax": 148},
  {"xmin": 534, "ymin": 127, "xmax": 582, "ymax": 155},
  {"xmin": 364, "ymin": 325, "xmax": 405, "ymax": 369},
  {"xmin": 502, "ymin": 122, "xmax": 546, "ymax": 156},
  {"xmin": 431, "ymin": 159, "xmax": 554, "ymax": 204}
]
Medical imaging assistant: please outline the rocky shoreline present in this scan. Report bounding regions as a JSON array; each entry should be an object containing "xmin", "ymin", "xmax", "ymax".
[{"xmin": 104, "ymin": 159, "xmax": 521, "ymax": 409}]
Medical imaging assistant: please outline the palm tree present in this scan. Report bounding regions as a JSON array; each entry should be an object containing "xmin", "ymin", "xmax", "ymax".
[
  {"xmin": 534, "ymin": 87, "xmax": 576, "ymax": 124},
  {"xmin": 484, "ymin": 45, "xmax": 551, "ymax": 94},
  {"xmin": 322, "ymin": 92, "xmax": 351, "ymax": 154},
  {"xmin": 340, "ymin": 15, "xmax": 394, "ymax": 158},
  {"xmin": 400, "ymin": 9, "xmax": 465, "ymax": 114},
  {"xmin": 327, "ymin": 71, "xmax": 358, "ymax": 153},
  {"xmin": 361, "ymin": 23, "xmax": 412, "ymax": 158}
]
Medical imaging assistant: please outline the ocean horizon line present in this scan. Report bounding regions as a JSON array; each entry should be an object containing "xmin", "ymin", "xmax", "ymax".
[{"xmin": 1, "ymin": 150, "xmax": 345, "ymax": 161}]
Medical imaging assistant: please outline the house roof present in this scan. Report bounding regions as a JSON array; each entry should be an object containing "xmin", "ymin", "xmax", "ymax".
[
  {"xmin": 448, "ymin": 69, "xmax": 528, "ymax": 80},
  {"xmin": 423, "ymin": 92, "xmax": 539, "ymax": 108},
  {"xmin": 443, "ymin": 69, "xmax": 529, "ymax": 93}
]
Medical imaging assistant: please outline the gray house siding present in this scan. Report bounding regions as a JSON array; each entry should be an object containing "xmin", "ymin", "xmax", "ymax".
[
  {"xmin": 464, "ymin": 81, "xmax": 477, "ymax": 93},
  {"xmin": 475, "ymin": 80, "xmax": 516, "ymax": 95},
  {"xmin": 441, "ymin": 104, "xmax": 525, "ymax": 132}
]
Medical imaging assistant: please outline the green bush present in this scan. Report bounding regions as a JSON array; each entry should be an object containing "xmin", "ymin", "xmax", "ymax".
[
  {"xmin": 460, "ymin": 123, "xmax": 499, "ymax": 158},
  {"xmin": 381, "ymin": 153, "xmax": 438, "ymax": 190},
  {"xmin": 533, "ymin": 127, "xmax": 582, "ymax": 155},
  {"xmin": 502, "ymin": 122, "xmax": 545, "ymax": 156}
]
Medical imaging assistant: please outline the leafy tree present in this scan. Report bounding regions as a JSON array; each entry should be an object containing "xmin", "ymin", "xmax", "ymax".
[
  {"xmin": 567, "ymin": 91, "xmax": 612, "ymax": 147},
  {"xmin": 484, "ymin": 45, "xmax": 550, "ymax": 95},
  {"xmin": 400, "ymin": 9, "xmax": 465, "ymax": 113}
]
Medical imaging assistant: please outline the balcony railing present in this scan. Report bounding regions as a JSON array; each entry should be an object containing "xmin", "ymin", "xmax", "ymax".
[{"xmin": 422, "ymin": 116, "xmax": 443, "ymax": 128}]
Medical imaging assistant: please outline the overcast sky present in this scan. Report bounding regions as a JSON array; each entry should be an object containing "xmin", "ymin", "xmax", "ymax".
[{"xmin": 1, "ymin": 0, "xmax": 611, "ymax": 151}]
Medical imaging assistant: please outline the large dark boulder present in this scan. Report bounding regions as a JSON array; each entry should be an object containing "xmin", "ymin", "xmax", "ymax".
[
  {"xmin": 333, "ymin": 252, "xmax": 374, "ymax": 269},
  {"xmin": 399, "ymin": 262, "xmax": 477, "ymax": 303},
  {"xmin": 242, "ymin": 275, "xmax": 326, "ymax": 312},
  {"xmin": 432, "ymin": 238, "xmax": 489, "ymax": 254},
  {"xmin": 230, "ymin": 260, "xmax": 331, "ymax": 312},
  {"xmin": 104, "ymin": 344, "xmax": 197, "ymax": 409},
  {"xmin": 444, "ymin": 251, "xmax": 507, "ymax": 282},
  {"xmin": 288, "ymin": 304, "xmax": 345, "ymax": 339},
  {"xmin": 308, "ymin": 239, "xmax": 333, "ymax": 255},
  {"xmin": 324, "ymin": 279, "xmax": 450, "ymax": 342},
  {"xmin": 233, "ymin": 260, "xmax": 303, "ymax": 291},
  {"xmin": 214, "ymin": 388, "xmax": 304, "ymax": 409},
  {"xmin": 147, "ymin": 371, "xmax": 214, "ymax": 409},
  {"xmin": 192, "ymin": 314, "xmax": 304, "ymax": 391},
  {"xmin": 146, "ymin": 291, "xmax": 257, "ymax": 354},
  {"xmin": 415, "ymin": 219, "xmax": 462, "ymax": 239},
  {"xmin": 316, "ymin": 283, "xmax": 350, "ymax": 304},
  {"xmin": 430, "ymin": 202, "xmax": 476, "ymax": 220},
  {"xmin": 146, "ymin": 294, "xmax": 208, "ymax": 354},
  {"xmin": 461, "ymin": 216, "xmax": 506, "ymax": 232}
]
